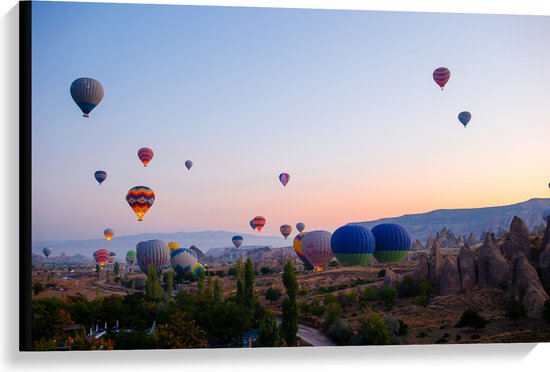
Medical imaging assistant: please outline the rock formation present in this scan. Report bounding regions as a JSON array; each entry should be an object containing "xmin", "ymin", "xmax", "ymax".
[
  {"xmin": 438, "ymin": 256, "xmax": 461, "ymax": 295},
  {"xmin": 497, "ymin": 227, "xmax": 509, "ymax": 238},
  {"xmin": 412, "ymin": 239, "xmax": 425, "ymax": 251},
  {"xmin": 434, "ymin": 227, "xmax": 460, "ymax": 249},
  {"xmin": 477, "ymin": 235, "xmax": 509, "ymax": 288},
  {"xmin": 542, "ymin": 218, "xmax": 550, "ymax": 253},
  {"xmin": 457, "ymin": 245, "xmax": 476, "ymax": 290},
  {"xmin": 428, "ymin": 241, "xmax": 444, "ymax": 285},
  {"xmin": 383, "ymin": 268, "xmax": 401, "ymax": 287},
  {"xmin": 466, "ymin": 232, "xmax": 480, "ymax": 247},
  {"xmin": 426, "ymin": 234, "xmax": 435, "ymax": 250},
  {"xmin": 503, "ymin": 216, "xmax": 530, "ymax": 261},
  {"xmin": 412, "ymin": 252, "xmax": 429, "ymax": 283},
  {"xmin": 189, "ymin": 245, "xmax": 205, "ymax": 263},
  {"xmin": 506, "ymin": 253, "xmax": 549, "ymax": 317}
]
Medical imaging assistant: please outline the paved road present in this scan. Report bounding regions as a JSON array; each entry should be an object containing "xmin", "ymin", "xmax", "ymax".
[{"xmin": 297, "ymin": 324, "xmax": 336, "ymax": 347}]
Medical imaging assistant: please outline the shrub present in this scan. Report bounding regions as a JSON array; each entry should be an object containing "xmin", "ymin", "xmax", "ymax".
[
  {"xmin": 397, "ymin": 320, "xmax": 409, "ymax": 337},
  {"xmin": 330, "ymin": 318, "xmax": 354, "ymax": 345},
  {"xmin": 265, "ymin": 287, "xmax": 282, "ymax": 303},
  {"xmin": 378, "ymin": 286, "xmax": 397, "ymax": 311},
  {"xmin": 260, "ymin": 267, "xmax": 271, "ymax": 275},
  {"xmin": 377, "ymin": 269, "xmax": 386, "ymax": 278},
  {"xmin": 471, "ymin": 334, "xmax": 481, "ymax": 340},
  {"xmin": 398, "ymin": 276, "xmax": 420, "ymax": 298},
  {"xmin": 416, "ymin": 331, "xmax": 428, "ymax": 338},
  {"xmin": 323, "ymin": 293, "xmax": 337, "ymax": 305},
  {"xmin": 363, "ymin": 287, "xmax": 378, "ymax": 301},
  {"xmin": 352, "ymin": 311, "xmax": 392, "ymax": 345},
  {"xmin": 455, "ymin": 308, "xmax": 488, "ymax": 330},
  {"xmin": 455, "ymin": 334, "xmax": 462, "ymax": 342},
  {"xmin": 413, "ymin": 294, "xmax": 429, "ymax": 307},
  {"xmin": 504, "ymin": 298, "xmax": 527, "ymax": 325}
]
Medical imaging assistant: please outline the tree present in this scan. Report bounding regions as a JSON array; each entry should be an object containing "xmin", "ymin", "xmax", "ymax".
[
  {"xmin": 281, "ymin": 260, "xmax": 298, "ymax": 346},
  {"xmin": 260, "ymin": 267, "xmax": 271, "ymax": 275},
  {"xmin": 352, "ymin": 311, "xmax": 392, "ymax": 345},
  {"xmin": 338, "ymin": 291, "xmax": 357, "ymax": 311},
  {"xmin": 258, "ymin": 309, "xmax": 280, "ymax": 347},
  {"xmin": 213, "ymin": 278, "xmax": 223, "ymax": 302},
  {"xmin": 330, "ymin": 318, "xmax": 354, "ymax": 345},
  {"xmin": 197, "ymin": 268, "xmax": 206, "ymax": 296},
  {"xmin": 324, "ymin": 302, "xmax": 342, "ymax": 330},
  {"xmin": 33, "ymin": 338, "xmax": 57, "ymax": 351},
  {"xmin": 153, "ymin": 312, "xmax": 207, "ymax": 349},
  {"xmin": 265, "ymin": 287, "xmax": 282, "ymax": 303},
  {"xmin": 235, "ymin": 258, "xmax": 245, "ymax": 305},
  {"xmin": 244, "ymin": 257, "xmax": 255, "ymax": 309},
  {"xmin": 205, "ymin": 275, "xmax": 214, "ymax": 302},
  {"xmin": 505, "ymin": 299, "xmax": 526, "ymax": 325},
  {"xmin": 31, "ymin": 297, "xmax": 72, "ymax": 342},
  {"xmin": 113, "ymin": 261, "xmax": 120, "ymax": 278},
  {"xmin": 455, "ymin": 308, "xmax": 488, "ymax": 331},
  {"xmin": 165, "ymin": 271, "xmax": 174, "ymax": 298},
  {"xmin": 145, "ymin": 264, "xmax": 163, "ymax": 300},
  {"xmin": 32, "ymin": 281, "xmax": 44, "ymax": 296},
  {"xmin": 95, "ymin": 264, "xmax": 100, "ymax": 279},
  {"xmin": 378, "ymin": 286, "xmax": 397, "ymax": 310}
]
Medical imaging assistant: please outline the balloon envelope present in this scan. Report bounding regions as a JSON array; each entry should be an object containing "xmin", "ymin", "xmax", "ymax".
[
  {"xmin": 94, "ymin": 170, "xmax": 107, "ymax": 185},
  {"xmin": 170, "ymin": 248, "xmax": 199, "ymax": 274},
  {"xmin": 125, "ymin": 250, "xmax": 137, "ymax": 265},
  {"xmin": 458, "ymin": 111, "xmax": 471, "ymax": 127},
  {"xmin": 280, "ymin": 224, "xmax": 292, "ymax": 239},
  {"xmin": 93, "ymin": 249, "xmax": 110, "ymax": 266},
  {"xmin": 192, "ymin": 263, "xmax": 205, "ymax": 278},
  {"xmin": 293, "ymin": 233, "xmax": 311, "ymax": 266},
  {"xmin": 126, "ymin": 186, "xmax": 155, "ymax": 221},
  {"xmin": 168, "ymin": 242, "xmax": 180, "ymax": 251},
  {"xmin": 232, "ymin": 235, "xmax": 244, "ymax": 249},
  {"xmin": 185, "ymin": 160, "xmax": 193, "ymax": 170},
  {"xmin": 70, "ymin": 77, "xmax": 104, "ymax": 117},
  {"xmin": 331, "ymin": 225, "xmax": 375, "ymax": 266},
  {"xmin": 253, "ymin": 216, "xmax": 266, "ymax": 231},
  {"xmin": 371, "ymin": 223, "xmax": 412, "ymax": 263},
  {"xmin": 138, "ymin": 148, "xmax": 154, "ymax": 167},
  {"xmin": 104, "ymin": 228, "xmax": 114, "ymax": 241},
  {"xmin": 249, "ymin": 220, "xmax": 256, "ymax": 230},
  {"xmin": 108, "ymin": 251, "xmax": 117, "ymax": 264},
  {"xmin": 301, "ymin": 230, "xmax": 334, "ymax": 270},
  {"xmin": 136, "ymin": 240, "xmax": 170, "ymax": 275},
  {"xmin": 296, "ymin": 222, "xmax": 305, "ymax": 233},
  {"xmin": 43, "ymin": 247, "xmax": 52, "ymax": 258},
  {"xmin": 279, "ymin": 173, "xmax": 290, "ymax": 187},
  {"xmin": 433, "ymin": 67, "xmax": 450, "ymax": 90}
]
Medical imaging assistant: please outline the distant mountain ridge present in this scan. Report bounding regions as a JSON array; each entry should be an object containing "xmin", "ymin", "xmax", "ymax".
[{"xmin": 349, "ymin": 198, "xmax": 550, "ymax": 242}]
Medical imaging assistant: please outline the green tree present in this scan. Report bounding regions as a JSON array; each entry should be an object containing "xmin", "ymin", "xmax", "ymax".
[
  {"xmin": 205, "ymin": 275, "xmax": 214, "ymax": 302},
  {"xmin": 378, "ymin": 286, "xmax": 397, "ymax": 310},
  {"xmin": 455, "ymin": 308, "xmax": 488, "ymax": 331},
  {"xmin": 32, "ymin": 281, "xmax": 44, "ymax": 296},
  {"xmin": 165, "ymin": 271, "xmax": 174, "ymax": 298},
  {"xmin": 153, "ymin": 312, "xmax": 207, "ymax": 349},
  {"xmin": 235, "ymin": 258, "xmax": 245, "ymax": 305},
  {"xmin": 244, "ymin": 257, "xmax": 255, "ymax": 309},
  {"xmin": 31, "ymin": 297, "xmax": 72, "ymax": 342},
  {"xmin": 33, "ymin": 338, "xmax": 57, "ymax": 351},
  {"xmin": 330, "ymin": 318, "xmax": 354, "ymax": 345},
  {"xmin": 504, "ymin": 299, "xmax": 527, "ymax": 325},
  {"xmin": 258, "ymin": 309, "xmax": 280, "ymax": 347},
  {"xmin": 213, "ymin": 278, "xmax": 223, "ymax": 302},
  {"xmin": 145, "ymin": 264, "xmax": 163, "ymax": 300},
  {"xmin": 324, "ymin": 302, "xmax": 342, "ymax": 330},
  {"xmin": 260, "ymin": 267, "xmax": 271, "ymax": 275},
  {"xmin": 197, "ymin": 268, "xmax": 206, "ymax": 296},
  {"xmin": 281, "ymin": 260, "xmax": 298, "ymax": 346},
  {"xmin": 95, "ymin": 264, "xmax": 100, "ymax": 279},
  {"xmin": 338, "ymin": 291, "xmax": 358, "ymax": 311},
  {"xmin": 352, "ymin": 311, "xmax": 392, "ymax": 345},
  {"xmin": 113, "ymin": 261, "xmax": 120, "ymax": 278},
  {"xmin": 265, "ymin": 287, "xmax": 282, "ymax": 303}
]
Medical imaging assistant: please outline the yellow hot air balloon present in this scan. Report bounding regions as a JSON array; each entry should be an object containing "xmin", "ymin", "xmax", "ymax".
[
  {"xmin": 104, "ymin": 228, "xmax": 114, "ymax": 241},
  {"xmin": 168, "ymin": 242, "xmax": 180, "ymax": 251}
]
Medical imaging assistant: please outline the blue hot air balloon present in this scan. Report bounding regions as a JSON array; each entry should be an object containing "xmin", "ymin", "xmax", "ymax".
[
  {"xmin": 43, "ymin": 247, "xmax": 52, "ymax": 258},
  {"xmin": 170, "ymin": 248, "xmax": 199, "ymax": 274},
  {"xmin": 232, "ymin": 236, "xmax": 244, "ymax": 249},
  {"xmin": 94, "ymin": 170, "xmax": 107, "ymax": 185},
  {"xmin": 249, "ymin": 220, "xmax": 256, "ymax": 231},
  {"xmin": 331, "ymin": 225, "xmax": 376, "ymax": 266},
  {"xmin": 70, "ymin": 77, "xmax": 104, "ymax": 117},
  {"xmin": 371, "ymin": 223, "xmax": 411, "ymax": 263},
  {"xmin": 458, "ymin": 111, "xmax": 471, "ymax": 128}
]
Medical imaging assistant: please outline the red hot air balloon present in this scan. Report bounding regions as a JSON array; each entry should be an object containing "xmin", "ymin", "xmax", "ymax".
[
  {"xmin": 279, "ymin": 173, "xmax": 290, "ymax": 187},
  {"xmin": 138, "ymin": 148, "xmax": 154, "ymax": 167},
  {"xmin": 94, "ymin": 249, "xmax": 110, "ymax": 267},
  {"xmin": 433, "ymin": 67, "xmax": 450, "ymax": 90},
  {"xmin": 253, "ymin": 216, "xmax": 266, "ymax": 232}
]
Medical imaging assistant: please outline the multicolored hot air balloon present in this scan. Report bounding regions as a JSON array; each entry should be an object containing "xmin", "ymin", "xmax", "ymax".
[
  {"xmin": 253, "ymin": 216, "xmax": 266, "ymax": 232},
  {"xmin": 94, "ymin": 171, "xmax": 107, "ymax": 185},
  {"xmin": 433, "ymin": 67, "xmax": 450, "ymax": 90},
  {"xmin": 280, "ymin": 224, "xmax": 292, "ymax": 239},
  {"xmin": 192, "ymin": 263, "xmax": 205, "ymax": 278},
  {"xmin": 126, "ymin": 186, "xmax": 155, "ymax": 221},
  {"xmin": 108, "ymin": 251, "xmax": 117, "ymax": 264},
  {"xmin": 371, "ymin": 223, "xmax": 412, "ymax": 263},
  {"xmin": 138, "ymin": 148, "xmax": 154, "ymax": 167},
  {"xmin": 279, "ymin": 173, "xmax": 290, "ymax": 187},
  {"xmin": 458, "ymin": 111, "xmax": 471, "ymax": 128},
  {"xmin": 296, "ymin": 222, "xmax": 305, "ymax": 233},
  {"xmin": 331, "ymin": 225, "xmax": 375, "ymax": 266},
  {"xmin": 168, "ymin": 242, "xmax": 180, "ymax": 251},
  {"xmin": 104, "ymin": 228, "xmax": 114, "ymax": 241},
  {"xmin": 249, "ymin": 220, "xmax": 256, "ymax": 231},
  {"xmin": 43, "ymin": 247, "xmax": 52, "ymax": 258},
  {"xmin": 125, "ymin": 250, "xmax": 137, "ymax": 265},
  {"xmin": 293, "ymin": 233, "xmax": 311, "ymax": 266},
  {"xmin": 185, "ymin": 160, "xmax": 193, "ymax": 170},
  {"xmin": 170, "ymin": 248, "xmax": 199, "ymax": 274},
  {"xmin": 70, "ymin": 77, "xmax": 104, "ymax": 118},
  {"xmin": 136, "ymin": 240, "xmax": 170, "ymax": 275},
  {"xmin": 232, "ymin": 236, "xmax": 244, "ymax": 249},
  {"xmin": 93, "ymin": 249, "xmax": 110, "ymax": 267},
  {"xmin": 301, "ymin": 230, "xmax": 334, "ymax": 271}
]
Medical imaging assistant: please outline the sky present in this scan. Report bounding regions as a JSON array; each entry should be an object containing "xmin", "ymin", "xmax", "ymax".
[{"xmin": 31, "ymin": 0, "xmax": 550, "ymax": 242}]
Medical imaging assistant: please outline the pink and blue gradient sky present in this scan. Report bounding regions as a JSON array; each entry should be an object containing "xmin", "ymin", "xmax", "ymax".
[{"xmin": 31, "ymin": 1, "xmax": 550, "ymax": 242}]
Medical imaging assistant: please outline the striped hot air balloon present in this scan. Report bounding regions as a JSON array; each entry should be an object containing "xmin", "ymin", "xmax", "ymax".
[
  {"xmin": 94, "ymin": 170, "xmax": 107, "ymax": 185},
  {"xmin": 191, "ymin": 263, "xmax": 205, "ymax": 278},
  {"xmin": 301, "ymin": 230, "xmax": 334, "ymax": 271},
  {"xmin": 293, "ymin": 233, "xmax": 311, "ymax": 266},
  {"xmin": 108, "ymin": 251, "xmax": 117, "ymax": 264},
  {"xmin": 331, "ymin": 225, "xmax": 375, "ymax": 266},
  {"xmin": 280, "ymin": 224, "xmax": 292, "ymax": 239},
  {"xmin": 104, "ymin": 228, "xmax": 114, "ymax": 241},
  {"xmin": 136, "ymin": 240, "xmax": 170, "ymax": 275},
  {"xmin": 170, "ymin": 248, "xmax": 199, "ymax": 274},
  {"xmin": 185, "ymin": 160, "xmax": 193, "ymax": 170},
  {"xmin": 253, "ymin": 216, "xmax": 266, "ymax": 232},
  {"xmin": 371, "ymin": 223, "xmax": 412, "ymax": 263},
  {"xmin": 279, "ymin": 173, "xmax": 290, "ymax": 187},
  {"xmin": 433, "ymin": 67, "xmax": 450, "ymax": 90},
  {"xmin": 296, "ymin": 222, "xmax": 305, "ymax": 233},
  {"xmin": 43, "ymin": 247, "xmax": 52, "ymax": 258},
  {"xmin": 249, "ymin": 220, "xmax": 256, "ymax": 231},
  {"xmin": 94, "ymin": 249, "xmax": 110, "ymax": 267},
  {"xmin": 126, "ymin": 186, "xmax": 155, "ymax": 221},
  {"xmin": 168, "ymin": 242, "xmax": 180, "ymax": 251},
  {"xmin": 125, "ymin": 250, "xmax": 137, "ymax": 265},
  {"xmin": 70, "ymin": 77, "xmax": 104, "ymax": 118},
  {"xmin": 138, "ymin": 148, "xmax": 154, "ymax": 167},
  {"xmin": 232, "ymin": 236, "xmax": 244, "ymax": 249},
  {"xmin": 458, "ymin": 111, "xmax": 471, "ymax": 128}
]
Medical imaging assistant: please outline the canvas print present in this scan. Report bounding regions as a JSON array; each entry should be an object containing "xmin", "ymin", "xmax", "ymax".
[{"xmin": 25, "ymin": 0, "xmax": 550, "ymax": 351}]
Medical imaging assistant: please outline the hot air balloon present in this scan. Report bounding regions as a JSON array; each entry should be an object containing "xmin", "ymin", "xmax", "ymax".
[
  {"xmin": 104, "ymin": 228, "xmax": 114, "ymax": 241},
  {"xmin": 300, "ymin": 230, "xmax": 334, "ymax": 271},
  {"xmin": 433, "ymin": 67, "xmax": 450, "ymax": 90},
  {"xmin": 458, "ymin": 111, "xmax": 471, "ymax": 128},
  {"xmin": 108, "ymin": 251, "xmax": 117, "ymax": 264},
  {"xmin": 331, "ymin": 225, "xmax": 375, "ymax": 266},
  {"xmin": 371, "ymin": 223, "xmax": 411, "ymax": 263},
  {"xmin": 168, "ymin": 242, "xmax": 180, "ymax": 251},
  {"xmin": 170, "ymin": 248, "xmax": 199, "ymax": 274},
  {"xmin": 280, "ymin": 224, "xmax": 292, "ymax": 239},
  {"xmin": 138, "ymin": 148, "xmax": 154, "ymax": 167},
  {"xmin": 93, "ymin": 249, "xmax": 110, "ymax": 267},
  {"xmin": 279, "ymin": 173, "xmax": 290, "ymax": 187},
  {"xmin": 192, "ymin": 263, "xmax": 205, "ymax": 278},
  {"xmin": 70, "ymin": 77, "xmax": 104, "ymax": 118},
  {"xmin": 296, "ymin": 222, "xmax": 305, "ymax": 233},
  {"xmin": 126, "ymin": 186, "xmax": 155, "ymax": 221},
  {"xmin": 42, "ymin": 247, "xmax": 52, "ymax": 258},
  {"xmin": 125, "ymin": 250, "xmax": 137, "ymax": 265},
  {"xmin": 293, "ymin": 233, "xmax": 311, "ymax": 266},
  {"xmin": 249, "ymin": 220, "xmax": 256, "ymax": 231},
  {"xmin": 253, "ymin": 216, "xmax": 266, "ymax": 232},
  {"xmin": 94, "ymin": 170, "xmax": 107, "ymax": 185},
  {"xmin": 136, "ymin": 240, "xmax": 170, "ymax": 275},
  {"xmin": 185, "ymin": 160, "xmax": 193, "ymax": 170},
  {"xmin": 232, "ymin": 236, "xmax": 244, "ymax": 249}
]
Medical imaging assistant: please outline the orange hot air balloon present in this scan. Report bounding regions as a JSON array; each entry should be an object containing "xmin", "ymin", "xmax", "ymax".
[
  {"xmin": 253, "ymin": 216, "xmax": 266, "ymax": 232},
  {"xmin": 138, "ymin": 148, "xmax": 154, "ymax": 167},
  {"xmin": 93, "ymin": 249, "xmax": 110, "ymax": 267},
  {"xmin": 126, "ymin": 186, "xmax": 155, "ymax": 221},
  {"xmin": 104, "ymin": 228, "xmax": 114, "ymax": 241}
]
